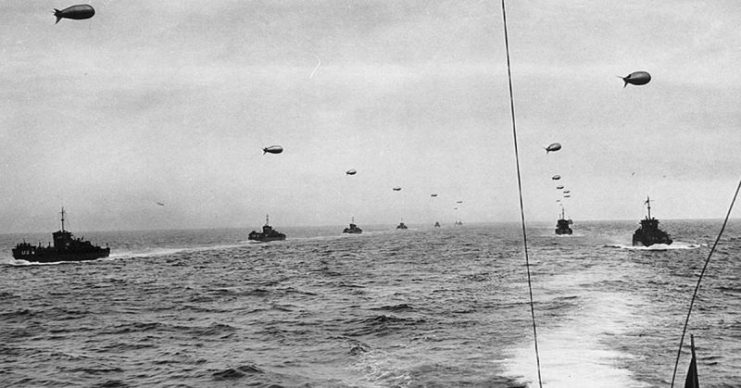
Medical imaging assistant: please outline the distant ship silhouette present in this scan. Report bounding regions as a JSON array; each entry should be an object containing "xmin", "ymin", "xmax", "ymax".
[
  {"xmin": 555, "ymin": 207, "xmax": 573, "ymax": 235},
  {"xmin": 12, "ymin": 207, "xmax": 110, "ymax": 263},
  {"xmin": 343, "ymin": 217, "xmax": 362, "ymax": 234},
  {"xmin": 248, "ymin": 214, "xmax": 286, "ymax": 242},
  {"xmin": 632, "ymin": 197, "xmax": 672, "ymax": 246}
]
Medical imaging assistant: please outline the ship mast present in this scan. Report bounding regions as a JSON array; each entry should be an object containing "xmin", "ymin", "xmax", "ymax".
[
  {"xmin": 265, "ymin": 214, "xmax": 269, "ymax": 226},
  {"xmin": 60, "ymin": 207, "xmax": 66, "ymax": 232},
  {"xmin": 645, "ymin": 196, "xmax": 652, "ymax": 219}
]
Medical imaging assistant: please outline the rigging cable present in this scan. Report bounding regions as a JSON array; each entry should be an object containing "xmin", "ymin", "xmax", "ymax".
[
  {"xmin": 499, "ymin": 1, "xmax": 543, "ymax": 387},
  {"xmin": 669, "ymin": 179, "xmax": 741, "ymax": 387}
]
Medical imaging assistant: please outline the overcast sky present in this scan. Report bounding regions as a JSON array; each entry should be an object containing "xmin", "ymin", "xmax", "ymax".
[{"xmin": 1, "ymin": 1, "xmax": 739, "ymax": 232}]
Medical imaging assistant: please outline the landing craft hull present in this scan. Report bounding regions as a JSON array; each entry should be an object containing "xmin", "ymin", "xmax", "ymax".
[
  {"xmin": 248, "ymin": 218, "xmax": 285, "ymax": 242},
  {"xmin": 555, "ymin": 219, "xmax": 572, "ymax": 235},
  {"xmin": 632, "ymin": 218, "xmax": 672, "ymax": 246},
  {"xmin": 12, "ymin": 248, "xmax": 110, "ymax": 263},
  {"xmin": 632, "ymin": 232, "xmax": 672, "ymax": 247},
  {"xmin": 248, "ymin": 232, "xmax": 286, "ymax": 242},
  {"xmin": 555, "ymin": 228, "xmax": 572, "ymax": 235},
  {"xmin": 343, "ymin": 224, "xmax": 362, "ymax": 234},
  {"xmin": 248, "ymin": 236, "xmax": 286, "ymax": 242}
]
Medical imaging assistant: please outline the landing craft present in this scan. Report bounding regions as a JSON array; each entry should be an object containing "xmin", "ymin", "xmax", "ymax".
[
  {"xmin": 54, "ymin": 4, "xmax": 95, "ymax": 24},
  {"xmin": 155, "ymin": 202, "xmax": 165, "ymax": 207},
  {"xmin": 262, "ymin": 145, "xmax": 283, "ymax": 155},
  {"xmin": 552, "ymin": 175, "xmax": 561, "ymax": 180},
  {"xmin": 430, "ymin": 194, "xmax": 438, "ymax": 197},
  {"xmin": 556, "ymin": 185, "xmax": 564, "ymax": 189},
  {"xmin": 621, "ymin": 71, "xmax": 651, "ymax": 87},
  {"xmin": 392, "ymin": 187, "xmax": 402, "ymax": 191},
  {"xmin": 563, "ymin": 190, "xmax": 571, "ymax": 194},
  {"xmin": 346, "ymin": 169, "xmax": 357, "ymax": 175},
  {"xmin": 544, "ymin": 143, "xmax": 562, "ymax": 153},
  {"xmin": 456, "ymin": 201, "xmax": 463, "ymax": 204},
  {"xmin": 564, "ymin": 195, "xmax": 571, "ymax": 198}
]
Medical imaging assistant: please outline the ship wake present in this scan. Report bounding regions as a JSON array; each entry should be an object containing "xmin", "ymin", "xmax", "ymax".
[
  {"xmin": 607, "ymin": 242, "xmax": 703, "ymax": 251},
  {"xmin": 501, "ymin": 271, "xmax": 651, "ymax": 388}
]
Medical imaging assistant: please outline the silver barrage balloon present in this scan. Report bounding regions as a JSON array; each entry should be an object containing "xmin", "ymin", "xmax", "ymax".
[
  {"xmin": 545, "ymin": 143, "xmax": 562, "ymax": 153},
  {"xmin": 621, "ymin": 71, "xmax": 651, "ymax": 87},
  {"xmin": 54, "ymin": 4, "xmax": 95, "ymax": 24},
  {"xmin": 262, "ymin": 145, "xmax": 283, "ymax": 155}
]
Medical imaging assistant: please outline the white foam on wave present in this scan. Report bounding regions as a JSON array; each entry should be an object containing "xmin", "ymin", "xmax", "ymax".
[
  {"xmin": 553, "ymin": 233, "xmax": 585, "ymax": 238},
  {"xmin": 608, "ymin": 242, "xmax": 703, "ymax": 251},
  {"xmin": 1, "ymin": 258, "xmax": 68, "ymax": 266},
  {"xmin": 108, "ymin": 248, "xmax": 184, "ymax": 259},
  {"xmin": 292, "ymin": 229, "xmax": 396, "ymax": 241},
  {"xmin": 0, "ymin": 257, "xmax": 16, "ymax": 265},
  {"xmin": 535, "ymin": 231, "xmax": 582, "ymax": 238},
  {"xmin": 107, "ymin": 242, "xmax": 257, "ymax": 260},
  {"xmin": 501, "ymin": 272, "xmax": 651, "ymax": 387},
  {"xmin": 349, "ymin": 347, "xmax": 412, "ymax": 387}
]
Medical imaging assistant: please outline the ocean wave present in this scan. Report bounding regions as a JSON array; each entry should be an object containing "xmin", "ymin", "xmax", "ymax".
[
  {"xmin": 0, "ymin": 308, "xmax": 34, "ymax": 319},
  {"xmin": 96, "ymin": 341, "xmax": 157, "ymax": 352},
  {"xmin": 211, "ymin": 364, "xmax": 263, "ymax": 381},
  {"xmin": 183, "ymin": 323, "xmax": 236, "ymax": 337},
  {"xmin": 343, "ymin": 314, "xmax": 427, "ymax": 337},
  {"xmin": 100, "ymin": 322, "xmax": 164, "ymax": 335},
  {"xmin": 63, "ymin": 366, "xmax": 124, "ymax": 375},
  {"xmin": 276, "ymin": 287, "xmax": 318, "ymax": 296},
  {"xmin": 98, "ymin": 321, "xmax": 238, "ymax": 339},
  {"xmin": 347, "ymin": 339, "xmax": 371, "ymax": 355},
  {"xmin": 337, "ymin": 282, "xmax": 365, "ymax": 289},
  {"xmin": 718, "ymin": 286, "xmax": 741, "ymax": 294},
  {"xmin": 178, "ymin": 304, "xmax": 233, "ymax": 314},
  {"xmin": 369, "ymin": 303, "xmax": 415, "ymax": 312},
  {"xmin": 91, "ymin": 381, "xmax": 130, "ymax": 388},
  {"xmin": 2, "ymin": 222, "xmax": 740, "ymax": 386}
]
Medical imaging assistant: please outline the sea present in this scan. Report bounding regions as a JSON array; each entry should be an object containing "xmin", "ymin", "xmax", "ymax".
[{"xmin": 1, "ymin": 220, "xmax": 739, "ymax": 388}]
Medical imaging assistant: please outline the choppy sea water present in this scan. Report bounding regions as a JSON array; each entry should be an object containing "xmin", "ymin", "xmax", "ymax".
[{"xmin": 1, "ymin": 220, "xmax": 740, "ymax": 388}]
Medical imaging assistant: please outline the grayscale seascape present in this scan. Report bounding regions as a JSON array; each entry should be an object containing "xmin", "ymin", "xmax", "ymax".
[
  {"xmin": 2, "ymin": 221, "xmax": 740, "ymax": 387},
  {"xmin": 2, "ymin": 1, "xmax": 740, "ymax": 387}
]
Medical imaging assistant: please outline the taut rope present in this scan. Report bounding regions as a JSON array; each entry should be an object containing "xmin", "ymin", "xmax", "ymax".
[
  {"xmin": 669, "ymin": 179, "xmax": 741, "ymax": 387},
  {"xmin": 499, "ymin": 1, "xmax": 543, "ymax": 386}
]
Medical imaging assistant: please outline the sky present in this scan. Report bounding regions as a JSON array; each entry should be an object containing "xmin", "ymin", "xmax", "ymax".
[{"xmin": 0, "ymin": 1, "xmax": 739, "ymax": 232}]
